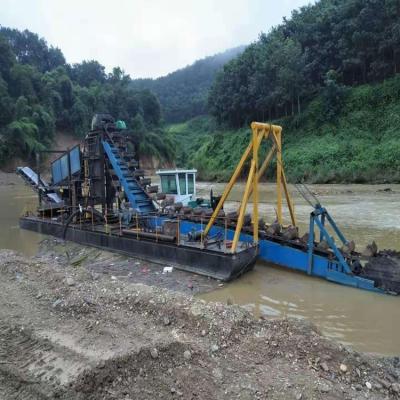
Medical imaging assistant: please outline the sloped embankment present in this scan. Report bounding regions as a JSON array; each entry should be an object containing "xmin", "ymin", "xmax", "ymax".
[{"xmin": 0, "ymin": 249, "xmax": 399, "ymax": 399}]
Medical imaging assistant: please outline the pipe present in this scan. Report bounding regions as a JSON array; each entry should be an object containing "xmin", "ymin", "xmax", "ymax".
[{"xmin": 62, "ymin": 208, "xmax": 105, "ymax": 239}]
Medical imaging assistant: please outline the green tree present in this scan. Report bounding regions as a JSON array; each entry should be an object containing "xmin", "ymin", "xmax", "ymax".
[
  {"xmin": 4, "ymin": 119, "xmax": 43, "ymax": 157},
  {"xmin": 70, "ymin": 60, "xmax": 106, "ymax": 87},
  {"xmin": 321, "ymin": 70, "xmax": 348, "ymax": 122}
]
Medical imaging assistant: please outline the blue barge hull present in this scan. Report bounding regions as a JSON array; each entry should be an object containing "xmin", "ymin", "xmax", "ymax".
[{"xmin": 176, "ymin": 219, "xmax": 383, "ymax": 294}]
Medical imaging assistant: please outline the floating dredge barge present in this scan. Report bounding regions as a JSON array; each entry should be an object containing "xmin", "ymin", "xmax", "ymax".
[{"xmin": 18, "ymin": 115, "xmax": 400, "ymax": 293}]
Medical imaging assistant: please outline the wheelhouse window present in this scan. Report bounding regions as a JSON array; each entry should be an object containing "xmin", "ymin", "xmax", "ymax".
[
  {"xmin": 187, "ymin": 173, "xmax": 194, "ymax": 194},
  {"xmin": 178, "ymin": 173, "xmax": 187, "ymax": 195},
  {"xmin": 160, "ymin": 174, "xmax": 178, "ymax": 194}
]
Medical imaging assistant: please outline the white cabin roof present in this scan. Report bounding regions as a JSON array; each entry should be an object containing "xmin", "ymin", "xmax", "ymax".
[{"xmin": 156, "ymin": 169, "xmax": 197, "ymax": 175}]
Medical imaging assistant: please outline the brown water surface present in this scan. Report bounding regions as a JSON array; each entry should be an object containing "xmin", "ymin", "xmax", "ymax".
[{"xmin": 0, "ymin": 181, "xmax": 45, "ymax": 255}]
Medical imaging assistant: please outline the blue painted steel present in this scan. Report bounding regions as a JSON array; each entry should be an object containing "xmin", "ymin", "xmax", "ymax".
[
  {"xmin": 69, "ymin": 146, "xmax": 81, "ymax": 175},
  {"xmin": 60, "ymin": 154, "xmax": 69, "ymax": 181},
  {"xmin": 51, "ymin": 160, "xmax": 62, "ymax": 184},
  {"xmin": 311, "ymin": 206, "xmax": 353, "ymax": 274},
  {"xmin": 148, "ymin": 217, "xmax": 382, "ymax": 293},
  {"xmin": 51, "ymin": 147, "xmax": 81, "ymax": 184},
  {"xmin": 102, "ymin": 140, "xmax": 155, "ymax": 214},
  {"xmin": 307, "ymin": 214, "xmax": 314, "ymax": 275}
]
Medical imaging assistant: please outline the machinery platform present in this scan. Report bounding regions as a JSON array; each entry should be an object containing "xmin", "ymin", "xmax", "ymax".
[{"xmin": 20, "ymin": 216, "xmax": 258, "ymax": 282}]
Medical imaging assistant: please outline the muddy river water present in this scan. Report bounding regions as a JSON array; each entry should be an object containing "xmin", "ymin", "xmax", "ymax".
[{"xmin": 1, "ymin": 178, "xmax": 399, "ymax": 355}]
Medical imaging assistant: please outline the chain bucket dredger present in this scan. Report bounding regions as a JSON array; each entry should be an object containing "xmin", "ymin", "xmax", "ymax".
[
  {"xmin": 18, "ymin": 114, "xmax": 258, "ymax": 282},
  {"xmin": 16, "ymin": 116, "xmax": 400, "ymax": 294}
]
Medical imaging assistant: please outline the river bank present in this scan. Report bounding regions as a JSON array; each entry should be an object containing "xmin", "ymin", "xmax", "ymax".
[{"xmin": 1, "ymin": 247, "xmax": 399, "ymax": 399}]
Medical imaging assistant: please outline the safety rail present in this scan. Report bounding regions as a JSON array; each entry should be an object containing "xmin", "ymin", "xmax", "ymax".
[{"xmin": 21, "ymin": 204, "xmax": 256, "ymax": 254}]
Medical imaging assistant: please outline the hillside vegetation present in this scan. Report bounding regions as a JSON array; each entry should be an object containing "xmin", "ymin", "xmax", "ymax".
[
  {"xmin": 166, "ymin": 0, "xmax": 400, "ymax": 183},
  {"xmin": 0, "ymin": 27, "xmax": 174, "ymax": 166},
  {"xmin": 168, "ymin": 75, "xmax": 400, "ymax": 183},
  {"xmin": 131, "ymin": 46, "xmax": 245, "ymax": 123},
  {"xmin": 209, "ymin": 0, "xmax": 400, "ymax": 127}
]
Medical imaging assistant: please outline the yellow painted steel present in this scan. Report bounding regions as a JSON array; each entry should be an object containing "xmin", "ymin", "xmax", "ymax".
[
  {"xmin": 281, "ymin": 169, "xmax": 296, "ymax": 226},
  {"xmin": 203, "ymin": 130, "xmax": 263, "ymax": 237},
  {"xmin": 231, "ymin": 160, "xmax": 256, "ymax": 251},
  {"xmin": 252, "ymin": 126, "xmax": 259, "ymax": 243},
  {"xmin": 204, "ymin": 121, "xmax": 296, "ymax": 253},
  {"xmin": 202, "ymin": 141, "xmax": 252, "ymax": 237},
  {"xmin": 274, "ymin": 128, "xmax": 283, "ymax": 225}
]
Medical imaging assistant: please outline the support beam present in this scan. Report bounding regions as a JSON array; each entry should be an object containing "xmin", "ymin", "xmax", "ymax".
[
  {"xmin": 203, "ymin": 141, "xmax": 252, "ymax": 237},
  {"xmin": 231, "ymin": 160, "xmax": 255, "ymax": 252},
  {"xmin": 248, "ymin": 145, "xmax": 276, "ymax": 200},
  {"xmin": 274, "ymin": 129, "xmax": 283, "ymax": 225},
  {"xmin": 281, "ymin": 169, "xmax": 296, "ymax": 226},
  {"xmin": 307, "ymin": 215, "xmax": 314, "ymax": 275},
  {"xmin": 252, "ymin": 127, "xmax": 259, "ymax": 243},
  {"xmin": 204, "ymin": 129, "xmax": 264, "ymax": 237}
]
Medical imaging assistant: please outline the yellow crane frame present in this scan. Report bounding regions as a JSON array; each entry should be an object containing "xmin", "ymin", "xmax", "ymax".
[{"xmin": 203, "ymin": 122, "xmax": 296, "ymax": 253}]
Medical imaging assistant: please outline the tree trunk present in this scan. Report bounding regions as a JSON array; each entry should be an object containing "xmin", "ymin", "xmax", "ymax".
[{"xmin": 297, "ymin": 94, "xmax": 301, "ymax": 115}]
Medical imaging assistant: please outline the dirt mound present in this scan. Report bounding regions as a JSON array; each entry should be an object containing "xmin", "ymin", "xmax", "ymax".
[{"xmin": 0, "ymin": 249, "xmax": 399, "ymax": 399}]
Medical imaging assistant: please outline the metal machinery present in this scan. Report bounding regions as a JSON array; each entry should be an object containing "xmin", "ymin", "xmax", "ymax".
[
  {"xmin": 17, "ymin": 114, "xmax": 258, "ymax": 281},
  {"xmin": 17, "ymin": 117, "xmax": 400, "ymax": 293},
  {"xmin": 204, "ymin": 122, "xmax": 295, "ymax": 252},
  {"xmin": 20, "ymin": 114, "xmax": 157, "ymax": 219}
]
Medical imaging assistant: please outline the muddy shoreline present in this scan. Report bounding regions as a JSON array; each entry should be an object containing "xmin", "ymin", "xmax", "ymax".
[{"xmin": 0, "ymin": 244, "xmax": 399, "ymax": 399}]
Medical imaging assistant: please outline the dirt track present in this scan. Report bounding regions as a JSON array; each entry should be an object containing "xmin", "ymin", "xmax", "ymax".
[{"xmin": 0, "ymin": 247, "xmax": 399, "ymax": 400}]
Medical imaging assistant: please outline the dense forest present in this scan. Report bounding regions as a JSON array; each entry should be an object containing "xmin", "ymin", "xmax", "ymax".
[
  {"xmin": 0, "ymin": 27, "xmax": 174, "ymax": 166},
  {"xmin": 208, "ymin": 0, "xmax": 400, "ymax": 127},
  {"xmin": 1, "ymin": 0, "xmax": 400, "ymax": 183},
  {"xmin": 168, "ymin": 0, "xmax": 400, "ymax": 183},
  {"xmin": 130, "ymin": 46, "xmax": 244, "ymax": 123},
  {"xmin": 170, "ymin": 73, "xmax": 400, "ymax": 183}
]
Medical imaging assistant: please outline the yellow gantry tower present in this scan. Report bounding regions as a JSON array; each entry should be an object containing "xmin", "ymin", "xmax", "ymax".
[{"xmin": 203, "ymin": 122, "xmax": 296, "ymax": 253}]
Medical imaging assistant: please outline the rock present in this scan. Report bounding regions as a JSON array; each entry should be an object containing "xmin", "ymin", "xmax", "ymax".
[
  {"xmin": 295, "ymin": 393, "xmax": 302, "ymax": 400},
  {"xmin": 150, "ymin": 348, "xmax": 158, "ymax": 359},
  {"xmin": 365, "ymin": 381, "xmax": 372, "ymax": 390},
  {"xmin": 212, "ymin": 368, "xmax": 223, "ymax": 379},
  {"xmin": 391, "ymin": 383, "xmax": 400, "ymax": 393},
  {"xmin": 111, "ymin": 275, "xmax": 117, "ymax": 280},
  {"xmin": 373, "ymin": 382, "xmax": 382, "ymax": 390},
  {"xmin": 320, "ymin": 383, "xmax": 331, "ymax": 393},
  {"xmin": 362, "ymin": 241, "xmax": 378, "ymax": 257},
  {"xmin": 355, "ymin": 384, "xmax": 363, "ymax": 391},
  {"xmin": 66, "ymin": 277, "xmax": 75, "ymax": 286},
  {"xmin": 377, "ymin": 378, "xmax": 391, "ymax": 389},
  {"xmin": 183, "ymin": 350, "xmax": 192, "ymax": 360},
  {"xmin": 317, "ymin": 240, "xmax": 329, "ymax": 251},
  {"xmin": 91, "ymin": 272, "xmax": 100, "ymax": 280},
  {"xmin": 340, "ymin": 363, "xmax": 348, "ymax": 373},
  {"xmin": 98, "ymin": 361, "xmax": 106, "ymax": 369},
  {"xmin": 163, "ymin": 317, "xmax": 171, "ymax": 326},
  {"xmin": 320, "ymin": 362, "xmax": 329, "ymax": 372},
  {"xmin": 170, "ymin": 387, "xmax": 176, "ymax": 394},
  {"xmin": 210, "ymin": 344, "xmax": 219, "ymax": 353},
  {"xmin": 201, "ymin": 330, "xmax": 207, "ymax": 337}
]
